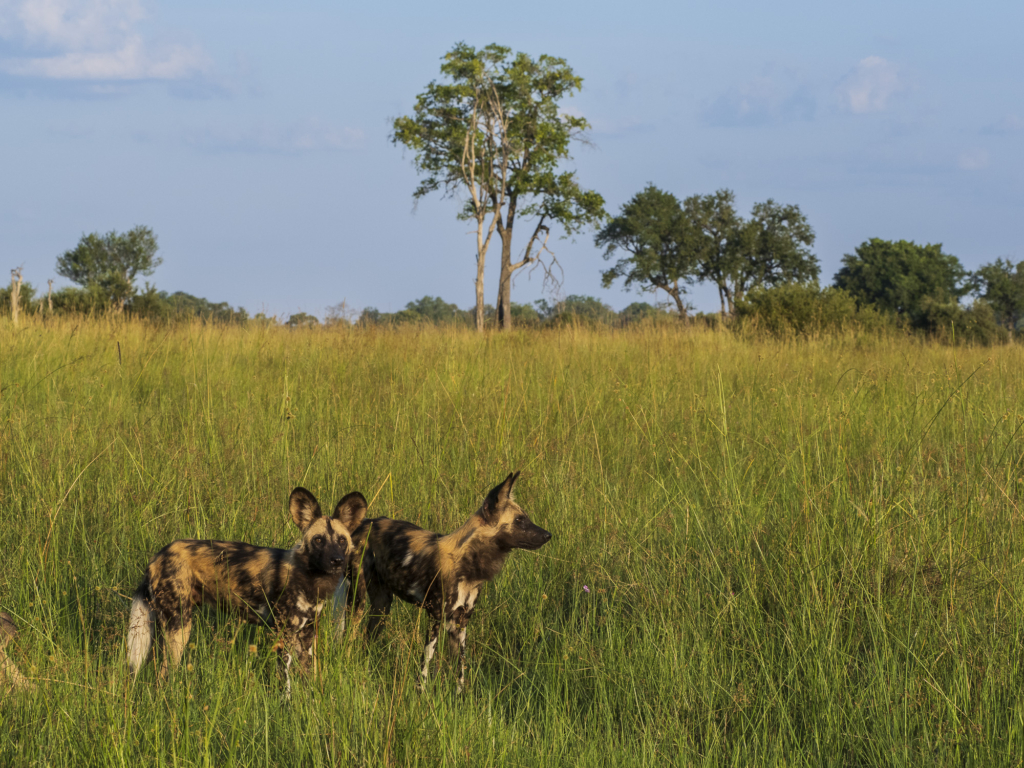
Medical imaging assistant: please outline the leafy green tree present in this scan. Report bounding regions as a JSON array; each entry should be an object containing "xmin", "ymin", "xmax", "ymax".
[
  {"xmin": 683, "ymin": 189, "xmax": 743, "ymax": 316},
  {"xmin": 733, "ymin": 199, "xmax": 818, "ymax": 300},
  {"xmin": 970, "ymin": 258, "xmax": 1024, "ymax": 332},
  {"xmin": 619, "ymin": 302, "xmax": 664, "ymax": 324},
  {"xmin": 834, "ymin": 239, "xmax": 968, "ymax": 324},
  {"xmin": 684, "ymin": 190, "xmax": 818, "ymax": 316},
  {"xmin": 535, "ymin": 294, "xmax": 616, "ymax": 325},
  {"xmin": 126, "ymin": 289, "xmax": 250, "ymax": 323},
  {"xmin": 287, "ymin": 312, "xmax": 320, "ymax": 328},
  {"xmin": 403, "ymin": 295, "xmax": 465, "ymax": 324},
  {"xmin": 596, "ymin": 185, "xmax": 699, "ymax": 317},
  {"xmin": 509, "ymin": 302, "xmax": 541, "ymax": 326},
  {"xmin": 56, "ymin": 226, "xmax": 161, "ymax": 310},
  {"xmin": 392, "ymin": 42, "xmax": 605, "ymax": 331}
]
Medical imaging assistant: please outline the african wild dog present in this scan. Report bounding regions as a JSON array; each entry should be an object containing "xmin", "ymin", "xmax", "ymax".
[
  {"xmin": 1, "ymin": 610, "xmax": 34, "ymax": 692},
  {"xmin": 127, "ymin": 487, "xmax": 366, "ymax": 681},
  {"xmin": 341, "ymin": 472, "xmax": 551, "ymax": 690}
]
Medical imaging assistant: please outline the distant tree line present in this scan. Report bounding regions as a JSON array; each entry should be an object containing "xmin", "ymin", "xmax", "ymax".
[
  {"xmin": 350, "ymin": 294, "xmax": 669, "ymax": 329},
  {"xmin": 2, "ymin": 226, "xmax": 247, "ymax": 324},
  {"xmin": 597, "ymin": 182, "xmax": 1024, "ymax": 345},
  {"xmin": 387, "ymin": 43, "xmax": 1022, "ymax": 344},
  {"xmin": 7, "ymin": 44, "xmax": 1021, "ymax": 346}
]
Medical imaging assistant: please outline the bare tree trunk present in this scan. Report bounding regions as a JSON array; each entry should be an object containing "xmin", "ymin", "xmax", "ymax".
[
  {"xmin": 475, "ymin": 251, "xmax": 486, "ymax": 332},
  {"xmin": 668, "ymin": 287, "xmax": 687, "ymax": 319},
  {"xmin": 10, "ymin": 269, "xmax": 22, "ymax": 326},
  {"xmin": 47, "ymin": 279, "xmax": 53, "ymax": 313},
  {"xmin": 496, "ymin": 229, "xmax": 514, "ymax": 331}
]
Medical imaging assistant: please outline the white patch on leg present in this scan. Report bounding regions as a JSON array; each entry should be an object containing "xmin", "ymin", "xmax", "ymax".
[
  {"xmin": 452, "ymin": 582, "xmax": 479, "ymax": 612},
  {"xmin": 296, "ymin": 596, "xmax": 313, "ymax": 613},
  {"xmin": 402, "ymin": 552, "xmax": 413, "ymax": 568},
  {"xmin": 283, "ymin": 653, "xmax": 293, "ymax": 700},
  {"xmin": 420, "ymin": 636, "xmax": 438, "ymax": 680}
]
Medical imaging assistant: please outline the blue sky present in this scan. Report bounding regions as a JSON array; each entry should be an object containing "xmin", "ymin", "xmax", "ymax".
[{"xmin": 2, "ymin": 0, "xmax": 1022, "ymax": 318}]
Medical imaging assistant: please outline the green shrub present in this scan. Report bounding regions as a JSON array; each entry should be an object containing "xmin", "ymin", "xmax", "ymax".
[
  {"xmin": 49, "ymin": 285, "xmax": 109, "ymax": 315},
  {"xmin": 734, "ymin": 283, "xmax": 894, "ymax": 337},
  {"xmin": 537, "ymin": 295, "xmax": 618, "ymax": 326},
  {"xmin": 619, "ymin": 302, "xmax": 668, "ymax": 325},
  {"xmin": 918, "ymin": 297, "xmax": 1009, "ymax": 346}
]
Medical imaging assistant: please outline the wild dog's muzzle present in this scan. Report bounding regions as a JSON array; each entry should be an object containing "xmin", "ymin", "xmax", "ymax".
[{"xmin": 519, "ymin": 524, "xmax": 552, "ymax": 550}]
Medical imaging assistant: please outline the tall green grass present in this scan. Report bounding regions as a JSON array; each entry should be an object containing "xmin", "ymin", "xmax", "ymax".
[{"xmin": 1, "ymin": 316, "xmax": 1022, "ymax": 766}]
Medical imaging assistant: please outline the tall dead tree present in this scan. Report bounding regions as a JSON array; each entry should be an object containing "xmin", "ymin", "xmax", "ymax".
[
  {"xmin": 10, "ymin": 268, "xmax": 23, "ymax": 326},
  {"xmin": 392, "ymin": 43, "xmax": 605, "ymax": 330}
]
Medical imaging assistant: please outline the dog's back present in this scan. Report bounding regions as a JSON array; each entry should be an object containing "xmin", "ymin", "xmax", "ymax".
[{"xmin": 144, "ymin": 540, "xmax": 296, "ymax": 623}]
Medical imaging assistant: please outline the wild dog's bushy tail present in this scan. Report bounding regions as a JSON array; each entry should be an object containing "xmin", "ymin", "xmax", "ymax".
[{"xmin": 127, "ymin": 580, "xmax": 154, "ymax": 676}]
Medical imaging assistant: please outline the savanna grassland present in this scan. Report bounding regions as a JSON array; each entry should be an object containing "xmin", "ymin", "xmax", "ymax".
[{"xmin": 1, "ymin": 317, "xmax": 1023, "ymax": 767}]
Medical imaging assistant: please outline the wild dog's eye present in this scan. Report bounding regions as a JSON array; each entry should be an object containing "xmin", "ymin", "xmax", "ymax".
[
  {"xmin": 314, "ymin": 535, "xmax": 325, "ymax": 546},
  {"xmin": 515, "ymin": 516, "xmax": 527, "ymax": 527}
]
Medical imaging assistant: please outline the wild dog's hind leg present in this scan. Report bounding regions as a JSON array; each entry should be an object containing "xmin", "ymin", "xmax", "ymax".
[{"xmin": 157, "ymin": 610, "xmax": 192, "ymax": 679}]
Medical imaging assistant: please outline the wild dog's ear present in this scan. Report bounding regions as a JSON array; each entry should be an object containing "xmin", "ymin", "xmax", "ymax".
[
  {"xmin": 289, "ymin": 487, "xmax": 322, "ymax": 532},
  {"xmin": 332, "ymin": 491, "xmax": 367, "ymax": 533},
  {"xmin": 481, "ymin": 471, "xmax": 520, "ymax": 524}
]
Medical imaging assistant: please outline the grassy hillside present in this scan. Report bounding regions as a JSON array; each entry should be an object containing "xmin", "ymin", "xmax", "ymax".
[{"xmin": 1, "ymin": 317, "xmax": 1022, "ymax": 766}]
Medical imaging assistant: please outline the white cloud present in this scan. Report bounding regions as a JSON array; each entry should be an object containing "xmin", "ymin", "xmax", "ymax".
[
  {"xmin": 184, "ymin": 120, "xmax": 365, "ymax": 153},
  {"xmin": 958, "ymin": 148, "xmax": 989, "ymax": 171},
  {"xmin": 835, "ymin": 56, "xmax": 903, "ymax": 114},
  {"xmin": 0, "ymin": 0, "xmax": 208, "ymax": 80}
]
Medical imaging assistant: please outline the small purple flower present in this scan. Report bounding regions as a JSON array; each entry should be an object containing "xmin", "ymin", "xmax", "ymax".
[{"xmin": 583, "ymin": 585, "xmax": 590, "ymax": 594}]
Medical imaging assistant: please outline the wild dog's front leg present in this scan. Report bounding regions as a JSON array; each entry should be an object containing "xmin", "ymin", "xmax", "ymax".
[
  {"xmin": 276, "ymin": 609, "xmax": 318, "ymax": 696},
  {"xmin": 364, "ymin": 567, "xmax": 393, "ymax": 639},
  {"xmin": 295, "ymin": 613, "xmax": 318, "ymax": 674},
  {"xmin": 446, "ymin": 614, "xmax": 470, "ymax": 693},
  {"xmin": 419, "ymin": 621, "xmax": 441, "ymax": 689}
]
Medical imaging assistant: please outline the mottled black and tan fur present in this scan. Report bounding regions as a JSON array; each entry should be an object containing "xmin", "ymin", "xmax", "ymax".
[
  {"xmin": 342, "ymin": 472, "xmax": 551, "ymax": 690},
  {"xmin": 127, "ymin": 488, "xmax": 366, "ymax": 681},
  {"xmin": 1, "ymin": 610, "xmax": 34, "ymax": 692}
]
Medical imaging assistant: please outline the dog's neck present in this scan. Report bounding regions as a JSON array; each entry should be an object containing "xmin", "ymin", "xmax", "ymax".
[
  {"xmin": 439, "ymin": 513, "xmax": 513, "ymax": 583},
  {"xmin": 283, "ymin": 548, "xmax": 341, "ymax": 599}
]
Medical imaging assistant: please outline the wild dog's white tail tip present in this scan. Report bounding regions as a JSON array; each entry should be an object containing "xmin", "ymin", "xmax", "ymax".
[{"xmin": 127, "ymin": 588, "xmax": 154, "ymax": 675}]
